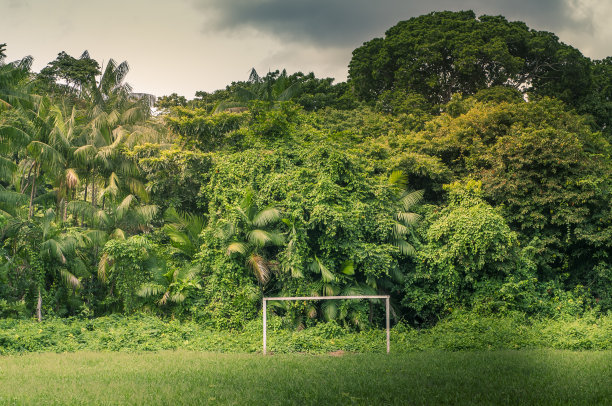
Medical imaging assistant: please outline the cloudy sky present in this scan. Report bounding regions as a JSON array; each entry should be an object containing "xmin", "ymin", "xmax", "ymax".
[{"xmin": 1, "ymin": 0, "xmax": 610, "ymax": 97}]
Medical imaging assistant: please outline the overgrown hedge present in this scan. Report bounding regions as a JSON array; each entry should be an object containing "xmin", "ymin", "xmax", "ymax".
[{"xmin": 1, "ymin": 311, "xmax": 610, "ymax": 355}]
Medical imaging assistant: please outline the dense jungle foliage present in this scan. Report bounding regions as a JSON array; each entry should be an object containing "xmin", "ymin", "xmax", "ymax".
[{"xmin": 0, "ymin": 11, "xmax": 610, "ymax": 331}]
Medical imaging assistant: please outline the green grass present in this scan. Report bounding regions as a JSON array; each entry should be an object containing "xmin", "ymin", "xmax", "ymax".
[{"xmin": 0, "ymin": 350, "xmax": 610, "ymax": 405}]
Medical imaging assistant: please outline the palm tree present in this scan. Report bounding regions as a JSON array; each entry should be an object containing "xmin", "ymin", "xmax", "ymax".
[
  {"xmin": 0, "ymin": 97, "xmax": 68, "ymax": 219},
  {"xmin": 388, "ymin": 170, "xmax": 423, "ymax": 258},
  {"xmin": 162, "ymin": 207, "xmax": 205, "ymax": 260},
  {"xmin": 137, "ymin": 265, "xmax": 201, "ymax": 309},
  {"xmin": 216, "ymin": 68, "xmax": 301, "ymax": 112},
  {"xmin": 75, "ymin": 58, "xmax": 151, "ymax": 211},
  {"xmin": 0, "ymin": 51, "xmax": 34, "ymax": 111},
  {"xmin": 224, "ymin": 191, "xmax": 284, "ymax": 286},
  {"xmin": 2, "ymin": 208, "xmax": 89, "ymax": 320}
]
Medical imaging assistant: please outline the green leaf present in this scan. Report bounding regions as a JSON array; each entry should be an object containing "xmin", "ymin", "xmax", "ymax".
[{"xmin": 340, "ymin": 260, "xmax": 355, "ymax": 275}]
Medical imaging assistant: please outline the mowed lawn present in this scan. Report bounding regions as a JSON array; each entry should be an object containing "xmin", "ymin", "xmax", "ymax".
[{"xmin": 0, "ymin": 350, "xmax": 610, "ymax": 405}]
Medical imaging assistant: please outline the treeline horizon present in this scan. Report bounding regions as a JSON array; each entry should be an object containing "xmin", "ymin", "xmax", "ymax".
[{"xmin": 0, "ymin": 10, "xmax": 610, "ymax": 330}]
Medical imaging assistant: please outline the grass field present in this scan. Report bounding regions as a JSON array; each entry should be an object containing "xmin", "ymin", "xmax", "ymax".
[{"xmin": 0, "ymin": 350, "xmax": 610, "ymax": 405}]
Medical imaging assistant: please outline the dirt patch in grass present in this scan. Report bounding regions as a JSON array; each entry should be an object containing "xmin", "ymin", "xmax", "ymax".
[{"xmin": 327, "ymin": 350, "xmax": 346, "ymax": 357}]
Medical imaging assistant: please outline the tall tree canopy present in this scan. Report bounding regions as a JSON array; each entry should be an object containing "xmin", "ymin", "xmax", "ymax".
[{"xmin": 348, "ymin": 11, "xmax": 592, "ymax": 108}]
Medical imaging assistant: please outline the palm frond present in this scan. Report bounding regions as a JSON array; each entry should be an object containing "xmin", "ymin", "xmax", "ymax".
[
  {"xmin": 67, "ymin": 200, "xmax": 94, "ymax": 218},
  {"xmin": 73, "ymin": 144, "xmax": 97, "ymax": 163},
  {"xmin": 95, "ymin": 209, "xmax": 111, "ymax": 228},
  {"xmin": 41, "ymin": 239, "xmax": 66, "ymax": 264},
  {"xmin": 116, "ymin": 194, "xmax": 135, "ymax": 221},
  {"xmin": 252, "ymin": 207, "xmax": 280, "ymax": 228},
  {"xmin": 164, "ymin": 225, "xmax": 194, "ymax": 256},
  {"xmin": 0, "ymin": 125, "xmax": 30, "ymax": 150},
  {"xmin": 170, "ymin": 292, "xmax": 186, "ymax": 304},
  {"xmin": 84, "ymin": 229, "xmax": 108, "ymax": 247},
  {"xmin": 277, "ymin": 82, "xmax": 300, "ymax": 102},
  {"xmin": 137, "ymin": 283, "xmax": 165, "ymax": 298},
  {"xmin": 98, "ymin": 252, "xmax": 111, "ymax": 283},
  {"xmin": 26, "ymin": 141, "xmax": 65, "ymax": 169},
  {"xmin": 396, "ymin": 212, "xmax": 421, "ymax": 224},
  {"xmin": 247, "ymin": 253, "xmax": 270, "ymax": 284},
  {"xmin": 316, "ymin": 258, "xmax": 336, "ymax": 283},
  {"xmin": 392, "ymin": 222, "xmax": 409, "ymax": 237},
  {"xmin": 127, "ymin": 178, "xmax": 149, "ymax": 202},
  {"xmin": 393, "ymin": 238, "xmax": 416, "ymax": 257},
  {"xmin": 135, "ymin": 204, "xmax": 158, "ymax": 223},
  {"xmin": 0, "ymin": 189, "xmax": 27, "ymax": 209},
  {"xmin": 60, "ymin": 269, "xmax": 81, "ymax": 289},
  {"xmin": 163, "ymin": 207, "xmax": 183, "ymax": 225},
  {"xmin": 227, "ymin": 242, "xmax": 248, "ymax": 256},
  {"xmin": 341, "ymin": 285, "xmax": 365, "ymax": 296},
  {"xmin": 322, "ymin": 300, "xmax": 338, "ymax": 321},
  {"xmin": 64, "ymin": 168, "xmax": 79, "ymax": 189},
  {"xmin": 158, "ymin": 290, "xmax": 171, "ymax": 305},
  {"xmin": 388, "ymin": 170, "xmax": 408, "ymax": 189},
  {"xmin": 390, "ymin": 266, "xmax": 405, "ymax": 283},
  {"xmin": 322, "ymin": 283, "xmax": 336, "ymax": 296},
  {"xmin": 0, "ymin": 156, "xmax": 16, "ymax": 181},
  {"xmin": 100, "ymin": 172, "xmax": 119, "ymax": 200},
  {"xmin": 121, "ymin": 106, "xmax": 145, "ymax": 124},
  {"xmin": 247, "ymin": 229, "xmax": 272, "ymax": 247},
  {"xmin": 400, "ymin": 189, "xmax": 424, "ymax": 211}
]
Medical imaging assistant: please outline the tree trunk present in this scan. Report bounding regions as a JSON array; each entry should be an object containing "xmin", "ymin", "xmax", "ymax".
[
  {"xmin": 28, "ymin": 163, "xmax": 38, "ymax": 220},
  {"xmin": 82, "ymin": 173, "xmax": 88, "ymax": 227},
  {"xmin": 91, "ymin": 168, "xmax": 97, "ymax": 209},
  {"xmin": 21, "ymin": 161, "xmax": 35, "ymax": 194},
  {"xmin": 102, "ymin": 177, "xmax": 108, "ymax": 210},
  {"xmin": 36, "ymin": 287, "xmax": 42, "ymax": 322}
]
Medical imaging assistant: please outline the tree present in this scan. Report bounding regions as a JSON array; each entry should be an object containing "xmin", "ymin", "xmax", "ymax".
[
  {"xmin": 2, "ymin": 208, "xmax": 90, "ymax": 320},
  {"xmin": 348, "ymin": 11, "xmax": 592, "ymax": 107},
  {"xmin": 410, "ymin": 95, "xmax": 611, "ymax": 304},
  {"xmin": 579, "ymin": 57, "xmax": 612, "ymax": 137},
  {"xmin": 75, "ymin": 57, "xmax": 151, "ymax": 212},
  {"xmin": 403, "ymin": 181, "xmax": 532, "ymax": 322},
  {"xmin": 0, "ymin": 51, "xmax": 33, "ymax": 111},
  {"xmin": 224, "ymin": 191, "xmax": 284, "ymax": 286},
  {"xmin": 37, "ymin": 51, "xmax": 100, "ymax": 96},
  {"xmin": 162, "ymin": 206, "xmax": 204, "ymax": 260},
  {"xmin": 155, "ymin": 93, "xmax": 187, "ymax": 110},
  {"xmin": 137, "ymin": 265, "xmax": 201, "ymax": 312}
]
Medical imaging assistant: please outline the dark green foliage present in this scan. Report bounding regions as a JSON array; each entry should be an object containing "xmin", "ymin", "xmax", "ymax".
[
  {"xmin": 0, "ymin": 14, "xmax": 611, "ymax": 334},
  {"xmin": 100, "ymin": 236, "xmax": 158, "ymax": 313},
  {"xmin": 349, "ymin": 11, "xmax": 592, "ymax": 109},
  {"xmin": 154, "ymin": 93, "xmax": 187, "ymax": 110},
  {"xmin": 131, "ymin": 144, "xmax": 212, "ymax": 213},
  {"xmin": 165, "ymin": 107, "xmax": 247, "ymax": 151},
  {"xmin": 404, "ymin": 181, "xmax": 534, "ymax": 322},
  {"xmin": 35, "ymin": 51, "xmax": 100, "ymax": 97}
]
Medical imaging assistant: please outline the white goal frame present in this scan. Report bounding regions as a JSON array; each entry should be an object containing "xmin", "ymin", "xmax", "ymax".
[{"xmin": 262, "ymin": 295, "xmax": 391, "ymax": 355}]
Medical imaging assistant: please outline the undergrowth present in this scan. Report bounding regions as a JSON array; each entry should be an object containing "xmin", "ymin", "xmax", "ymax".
[{"xmin": 1, "ymin": 311, "xmax": 611, "ymax": 355}]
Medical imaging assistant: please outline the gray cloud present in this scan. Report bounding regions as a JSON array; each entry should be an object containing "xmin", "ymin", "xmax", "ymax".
[{"xmin": 191, "ymin": 0, "xmax": 577, "ymax": 48}]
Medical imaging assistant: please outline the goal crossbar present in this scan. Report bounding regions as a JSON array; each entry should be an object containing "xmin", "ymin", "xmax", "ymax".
[{"xmin": 262, "ymin": 295, "xmax": 390, "ymax": 355}]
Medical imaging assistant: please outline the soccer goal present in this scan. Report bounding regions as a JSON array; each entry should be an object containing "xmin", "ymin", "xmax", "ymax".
[{"xmin": 262, "ymin": 295, "xmax": 391, "ymax": 355}]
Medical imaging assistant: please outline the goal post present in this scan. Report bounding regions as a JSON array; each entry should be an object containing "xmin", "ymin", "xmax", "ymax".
[{"xmin": 262, "ymin": 295, "xmax": 391, "ymax": 355}]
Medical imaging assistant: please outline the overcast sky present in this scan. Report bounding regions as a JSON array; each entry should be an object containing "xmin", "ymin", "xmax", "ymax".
[{"xmin": 1, "ymin": 0, "xmax": 610, "ymax": 97}]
